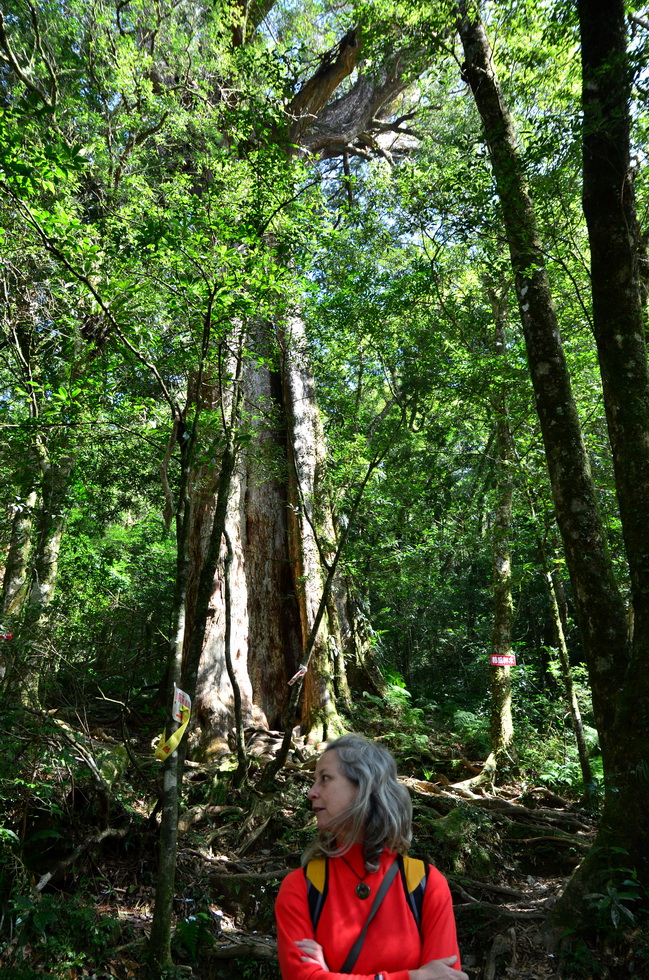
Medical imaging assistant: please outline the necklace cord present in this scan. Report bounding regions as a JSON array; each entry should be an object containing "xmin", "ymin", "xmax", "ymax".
[{"xmin": 340, "ymin": 853, "xmax": 372, "ymax": 899}]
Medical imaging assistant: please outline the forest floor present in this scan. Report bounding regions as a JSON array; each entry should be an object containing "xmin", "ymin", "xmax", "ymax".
[{"xmin": 1, "ymin": 709, "xmax": 640, "ymax": 980}]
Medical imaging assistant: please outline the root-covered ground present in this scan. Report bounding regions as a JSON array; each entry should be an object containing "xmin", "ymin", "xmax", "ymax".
[{"xmin": 0, "ymin": 708, "xmax": 644, "ymax": 979}]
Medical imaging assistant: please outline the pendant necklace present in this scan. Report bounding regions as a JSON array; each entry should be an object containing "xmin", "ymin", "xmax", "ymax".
[{"xmin": 340, "ymin": 854, "xmax": 371, "ymax": 899}]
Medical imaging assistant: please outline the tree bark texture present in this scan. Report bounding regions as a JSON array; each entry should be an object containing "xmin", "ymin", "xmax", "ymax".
[
  {"xmin": 457, "ymin": 10, "xmax": 630, "ymax": 771},
  {"xmin": 181, "ymin": 351, "xmax": 256, "ymax": 756},
  {"xmin": 579, "ymin": 0, "xmax": 649, "ymax": 614},
  {"xmin": 545, "ymin": 568, "xmax": 593, "ymax": 790},
  {"xmin": 488, "ymin": 293, "xmax": 514, "ymax": 770},
  {"xmin": 16, "ymin": 444, "xmax": 74, "ymax": 705},
  {"xmin": 0, "ymin": 489, "xmax": 38, "ymax": 691},
  {"xmin": 25, "ymin": 451, "xmax": 73, "ymax": 626},
  {"xmin": 183, "ymin": 321, "xmax": 347, "ymax": 755},
  {"xmin": 1, "ymin": 490, "xmax": 37, "ymax": 620},
  {"xmin": 577, "ymin": 0, "xmax": 649, "ymax": 880},
  {"xmin": 280, "ymin": 315, "xmax": 346, "ymax": 738}
]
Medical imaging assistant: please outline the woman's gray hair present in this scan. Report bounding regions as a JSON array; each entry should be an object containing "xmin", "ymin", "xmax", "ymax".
[{"xmin": 303, "ymin": 733, "xmax": 412, "ymax": 872}]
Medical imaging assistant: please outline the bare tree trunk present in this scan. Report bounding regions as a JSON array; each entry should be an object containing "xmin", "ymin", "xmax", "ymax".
[
  {"xmin": 188, "ymin": 319, "xmax": 349, "ymax": 755},
  {"xmin": 184, "ymin": 452, "xmax": 260, "ymax": 757},
  {"xmin": 457, "ymin": 3, "xmax": 630, "ymax": 775},
  {"xmin": 187, "ymin": 356, "xmax": 297, "ymax": 754},
  {"xmin": 486, "ymin": 291, "xmax": 515, "ymax": 778},
  {"xmin": 545, "ymin": 565, "xmax": 593, "ymax": 792},
  {"xmin": 1, "ymin": 490, "xmax": 38, "ymax": 618},
  {"xmin": 223, "ymin": 528, "xmax": 247, "ymax": 786},
  {"xmin": 183, "ymin": 358, "xmax": 246, "ymax": 729},
  {"xmin": 281, "ymin": 315, "xmax": 347, "ymax": 739},
  {"xmin": 0, "ymin": 488, "xmax": 38, "ymax": 688},
  {"xmin": 19, "ymin": 446, "xmax": 74, "ymax": 705},
  {"xmin": 458, "ymin": 0, "xmax": 649, "ymax": 920},
  {"xmin": 259, "ymin": 414, "xmax": 402, "ymax": 789}
]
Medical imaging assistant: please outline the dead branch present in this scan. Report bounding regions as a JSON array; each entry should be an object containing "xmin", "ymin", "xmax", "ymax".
[
  {"xmin": 35, "ymin": 826, "xmax": 129, "ymax": 892},
  {"xmin": 456, "ymin": 877, "xmax": 548, "ymax": 901},
  {"xmin": 23, "ymin": 707, "xmax": 110, "ymax": 798},
  {"xmin": 207, "ymin": 936, "xmax": 277, "ymax": 960},
  {"xmin": 288, "ymin": 29, "xmax": 361, "ymax": 144},
  {"xmin": 0, "ymin": 6, "xmax": 56, "ymax": 110},
  {"xmin": 207, "ymin": 869, "xmax": 285, "ymax": 885},
  {"xmin": 177, "ymin": 804, "xmax": 244, "ymax": 834},
  {"xmin": 504, "ymin": 835, "xmax": 590, "ymax": 850},
  {"xmin": 452, "ymin": 899, "xmax": 547, "ymax": 920},
  {"xmin": 468, "ymin": 796, "xmax": 594, "ymax": 831}
]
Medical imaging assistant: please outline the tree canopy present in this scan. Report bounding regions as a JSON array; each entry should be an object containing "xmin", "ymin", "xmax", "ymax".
[{"xmin": 2, "ymin": 0, "xmax": 649, "ymax": 976}]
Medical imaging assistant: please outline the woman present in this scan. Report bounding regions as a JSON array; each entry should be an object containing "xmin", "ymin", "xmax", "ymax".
[{"xmin": 275, "ymin": 734, "xmax": 468, "ymax": 980}]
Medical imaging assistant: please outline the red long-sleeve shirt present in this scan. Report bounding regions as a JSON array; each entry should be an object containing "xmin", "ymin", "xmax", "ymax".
[{"xmin": 275, "ymin": 844, "xmax": 462, "ymax": 980}]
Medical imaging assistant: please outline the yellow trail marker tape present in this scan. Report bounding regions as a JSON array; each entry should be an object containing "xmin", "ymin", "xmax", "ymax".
[{"xmin": 155, "ymin": 705, "xmax": 191, "ymax": 761}]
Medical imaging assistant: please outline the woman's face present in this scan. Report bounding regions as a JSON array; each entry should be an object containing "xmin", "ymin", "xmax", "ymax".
[{"xmin": 307, "ymin": 749, "xmax": 358, "ymax": 833}]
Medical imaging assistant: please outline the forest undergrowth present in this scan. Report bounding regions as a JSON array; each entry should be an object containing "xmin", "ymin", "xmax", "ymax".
[{"xmin": 0, "ymin": 693, "xmax": 645, "ymax": 980}]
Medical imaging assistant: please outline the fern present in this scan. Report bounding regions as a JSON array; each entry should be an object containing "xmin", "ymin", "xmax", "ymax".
[{"xmin": 175, "ymin": 912, "xmax": 213, "ymax": 961}]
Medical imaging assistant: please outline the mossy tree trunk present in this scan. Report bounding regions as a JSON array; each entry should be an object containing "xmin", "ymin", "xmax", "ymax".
[
  {"xmin": 1, "ymin": 489, "xmax": 38, "ymax": 620},
  {"xmin": 457, "ymin": 3, "xmax": 630, "ymax": 760},
  {"xmin": 545, "ymin": 565, "xmax": 593, "ymax": 792},
  {"xmin": 0, "ymin": 488, "xmax": 37, "ymax": 688},
  {"xmin": 575, "ymin": 0, "xmax": 649, "ymax": 886},
  {"xmin": 457, "ymin": 4, "xmax": 649, "ymax": 907},
  {"xmin": 150, "ymin": 331, "xmax": 245, "ymax": 972}
]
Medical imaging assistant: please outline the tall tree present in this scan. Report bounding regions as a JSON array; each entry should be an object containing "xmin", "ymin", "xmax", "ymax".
[
  {"xmin": 485, "ymin": 285, "xmax": 515, "ymax": 779},
  {"xmin": 456, "ymin": 0, "xmax": 649, "ymax": 908},
  {"xmin": 174, "ymin": 1, "xmax": 448, "ymax": 748},
  {"xmin": 575, "ymin": 0, "xmax": 649, "ymax": 889}
]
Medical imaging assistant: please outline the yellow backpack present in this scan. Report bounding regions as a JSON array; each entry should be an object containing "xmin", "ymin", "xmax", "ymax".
[{"xmin": 304, "ymin": 854, "xmax": 428, "ymax": 932}]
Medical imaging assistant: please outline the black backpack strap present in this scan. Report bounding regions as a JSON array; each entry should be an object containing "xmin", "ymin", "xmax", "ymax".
[
  {"xmin": 305, "ymin": 857, "xmax": 328, "ymax": 932},
  {"xmin": 340, "ymin": 859, "xmax": 399, "ymax": 974},
  {"xmin": 397, "ymin": 854, "xmax": 427, "ymax": 933}
]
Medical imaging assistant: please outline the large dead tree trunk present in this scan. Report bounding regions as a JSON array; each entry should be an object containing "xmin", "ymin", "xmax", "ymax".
[
  {"xmin": 184, "ymin": 24, "xmax": 430, "ymax": 751},
  {"xmin": 187, "ymin": 318, "xmax": 349, "ymax": 756}
]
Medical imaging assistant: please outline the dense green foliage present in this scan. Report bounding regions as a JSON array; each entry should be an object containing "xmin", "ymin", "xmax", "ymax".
[
  {"xmin": 2, "ymin": 0, "xmax": 649, "ymax": 976},
  {"xmin": 0, "ymin": 0, "xmax": 612, "ymax": 737}
]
